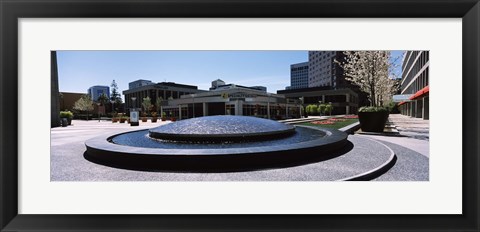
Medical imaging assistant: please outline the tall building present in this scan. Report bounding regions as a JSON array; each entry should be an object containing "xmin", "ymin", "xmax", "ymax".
[
  {"xmin": 309, "ymin": 51, "xmax": 337, "ymax": 87},
  {"xmin": 87, "ymin": 85, "xmax": 110, "ymax": 101},
  {"xmin": 290, "ymin": 62, "xmax": 309, "ymax": 89},
  {"xmin": 281, "ymin": 51, "xmax": 366, "ymax": 114},
  {"xmin": 398, "ymin": 51, "xmax": 429, "ymax": 119},
  {"xmin": 129, "ymin": 79, "xmax": 154, "ymax": 89},
  {"xmin": 307, "ymin": 51, "xmax": 353, "ymax": 89}
]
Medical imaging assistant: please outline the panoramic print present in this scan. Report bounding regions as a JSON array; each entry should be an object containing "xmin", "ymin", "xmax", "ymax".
[{"xmin": 50, "ymin": 50, "xmax": 429, "ymax": 181}]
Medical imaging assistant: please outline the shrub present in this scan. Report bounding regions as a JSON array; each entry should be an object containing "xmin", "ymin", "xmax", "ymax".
[
  {"xmin": 318, "ymin": 104, "xmax": 326, "ymax": 115},
  {"xmin": 306, "ymin": 104, "xmax": 318, "ymax": 115},
  {"xmin": 60, "ymin": 111, "xmax": 74, "ymax": 119},
  {"xmin": 358, "ymin": 106, "xmax": 388, "ymax": 113},
  {"xmin": 385, "ymin": 101, "xmax": 399, "ymax": 113},
  {"xmin": 324, "ymin": 104, "xmax": 333, "ymax": 115}
]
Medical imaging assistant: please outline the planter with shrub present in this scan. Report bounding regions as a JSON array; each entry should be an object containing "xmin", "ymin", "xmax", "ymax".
[
  {"xmin": 141, "ymin": 112, "xmax": 148, "ymax": 122},
  {"xmin": 60, "ymin": 111, "xmax": 74, "ymax": 125},
  {"xmin": 151, "ymin": 112, "xmax": 158, "ymax": 123},
  {"xmin": 161, "ymin": 112, "xmax": 167, "ymax": 121},
  {"xmin": 119, "ymin": 116, "xmax": 128, "ymax": 123},
  {"xmin": 358, "ymin": 106, "xmax": 389, "ymax": 132}
]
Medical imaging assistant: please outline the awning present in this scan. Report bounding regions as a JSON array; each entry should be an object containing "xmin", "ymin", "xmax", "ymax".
[
  {"xmin": 398, "ymin": 101, "xmax": 407, "ymax": 106},
  {"xmin": 409, "ymin": 86, "xmax": 429, "ymax": 100}
]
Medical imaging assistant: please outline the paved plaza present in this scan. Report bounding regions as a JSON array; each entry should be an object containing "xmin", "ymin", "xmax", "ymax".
[{"xmin": 51, "ymin": 115, "xmax": 429, "ymax": 181}]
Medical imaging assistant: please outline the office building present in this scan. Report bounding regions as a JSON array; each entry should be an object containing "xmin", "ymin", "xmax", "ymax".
[
  {"xmin": 123, "ymin": 80, "xmax": 204, "ymax": 109},
  {"xmin": 129, "ymin": 79, "xmax": 154, "ymax": 90},
  {"xmin": 398, "ymin": 51, "xmax": 429, "ymax": 119},
  {"xmin": 87, "ymin": 85, "xmax": 110, "ymax": 101},
  {"xmin": 290, "ymin": 62, "xmax": 309, "ymax": 89}
]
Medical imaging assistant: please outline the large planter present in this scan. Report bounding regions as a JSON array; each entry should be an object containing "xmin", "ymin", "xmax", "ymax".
[
  {"xmin": 141, "ymin": 117, "xmax": 148, "ymax": 122},
  {"xmin": 151, "ymin": 117, "xmax": 158, "ymax": 123},
  {"xmin": 358, "ymin": 111, "xmax": 389, "ymax": 132},
  {"xmin": 61, "ymin": 118, "xmax": 68, "ymax": 127}
]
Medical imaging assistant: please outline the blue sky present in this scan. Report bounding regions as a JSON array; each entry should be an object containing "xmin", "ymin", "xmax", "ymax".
[{"xmin": 57, "ymin": 50, "xmax": 404, "ymax": 100}]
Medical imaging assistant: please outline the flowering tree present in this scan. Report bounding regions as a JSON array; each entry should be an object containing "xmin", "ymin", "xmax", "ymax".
[
  {"xmin": 73, "ymin": 94, "xmax": 94, "ymax": 120},
  {"xmin": 336, "ymin": 51, "xmax": 400, "ymax": 107}
]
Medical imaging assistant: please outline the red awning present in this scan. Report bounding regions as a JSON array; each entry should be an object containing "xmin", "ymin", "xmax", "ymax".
[
  {"xmin": 409, "ymin": 86, "xmax": 429, "ymax": 100},
  {"xmin": 398, "ymin": 101, "xmax": 407, "ymax": 106}
]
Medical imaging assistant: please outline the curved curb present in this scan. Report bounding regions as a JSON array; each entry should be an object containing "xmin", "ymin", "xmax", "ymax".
[
  {"xmin": 339, "ymin": 121, "xmax": 361, "ymax": 134},
  {"xmin": 337, "ymin": 138, "xmax": 397, "ymax": 181}
]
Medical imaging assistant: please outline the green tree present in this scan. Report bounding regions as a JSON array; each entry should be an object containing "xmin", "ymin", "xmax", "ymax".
[
  {"xmin": 110, "ymin": 80, "xmax": 123, "ymax": 112},
  {"xmin": 142, "ymin": 96, "xmax": 152, "ymax": 115},
  {"xmin": 155, "ymin": 96, "xmax": 163, "ymax": 114},
  {"xmin": 97, "ymin": 93, "xmax": 109, "ymax": 106},
  {"xmin": 73, "ymin": 94, "xmax": 94, "ymax": 120}
]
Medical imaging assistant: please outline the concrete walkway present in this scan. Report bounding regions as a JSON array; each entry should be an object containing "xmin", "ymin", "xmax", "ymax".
[
  {"xmin": 50, "ymin": 116, "xmax": 429, "ymax": 181},
  {"xmin": 354, "ymin": 114, "xmax": 430, "ymax": 180},
  {"xmin": 359, "ymin": 114, "xmax": 430, "ymax": 157},
  {"xmin": 356, "ymin": 114, "xmax": 429, "ymax": 158},
  {"xmin": 50, "ymin": 119, "xmax": 392, "ymax": 181}
]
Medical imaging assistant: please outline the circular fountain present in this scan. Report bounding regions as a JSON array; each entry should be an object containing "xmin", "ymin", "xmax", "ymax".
[{"xmin": 84, "ymin": 115, "xmax": 349, "ymax": 172}]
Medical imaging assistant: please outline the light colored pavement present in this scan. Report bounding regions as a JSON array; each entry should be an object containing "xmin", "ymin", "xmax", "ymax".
[
  {"xmin": 387, "ymin": 114, "xmax": 429, "ymax": 140},
  {"xmin": 51, "ymin": 119, "xmax": 393, "ymax": 181},
  {"xmin": 50, "ymin": 116, "xmax": 428, "ymax": 181},
  {"xmin": 356, "ymin": 114, "xmax": 429, "ymax": 158},
  {"xmin": 51, "ymin": 119, "xmax": 167, "ymax": 147},
  {"xmin": 354, "ymin": 114, "xmax": 430, "ymax": 181}
]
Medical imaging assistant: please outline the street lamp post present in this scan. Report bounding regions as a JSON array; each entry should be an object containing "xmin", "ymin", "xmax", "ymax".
[
  {"xmin": 318, "ymin": 100, "xmax": 323, "ymax": 117},
  {"xmin": 96, "ymin": 102, "xmax": 101, "ymax": 122},
  {"xmin": 299, "ymin": 97, "xmax": 304, "ymax": 118},
  {"xmin": 110, "ymin": 100, "xmax": 115, "ymax": 115}
]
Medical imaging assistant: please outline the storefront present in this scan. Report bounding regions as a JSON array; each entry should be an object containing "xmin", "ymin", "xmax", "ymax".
[
  {"xmin": 162, "ymin": 87, "xmax": 302, "ymax": 120},
  {"xmin": 398, "ymin": 86, "xmax": 429, "ymax": 119}
]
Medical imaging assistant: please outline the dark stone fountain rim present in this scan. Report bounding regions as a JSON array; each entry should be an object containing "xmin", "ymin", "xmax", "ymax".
[
  {"xmin": 85, "ymin": 125, "xmax": 347, "ymax": 155},
  {"xmin": 84, "ymin": 126, "xmax": 349, "ymax": 171}
]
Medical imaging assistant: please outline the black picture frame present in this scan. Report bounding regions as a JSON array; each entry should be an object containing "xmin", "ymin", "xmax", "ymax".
[{"xmin": 1, "ymin": 0, "xmax": 479, "ymax": 231}]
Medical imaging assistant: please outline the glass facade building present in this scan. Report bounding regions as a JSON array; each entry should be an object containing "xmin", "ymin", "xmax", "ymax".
[{"xmin": 87, "ymin": 85, "xmax": 110, "ymax": 102}]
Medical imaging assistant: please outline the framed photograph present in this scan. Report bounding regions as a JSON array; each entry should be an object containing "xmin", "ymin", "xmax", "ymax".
[{"xmin": 1, "ymin": 0, "xmax": 479, "ymax": 231}]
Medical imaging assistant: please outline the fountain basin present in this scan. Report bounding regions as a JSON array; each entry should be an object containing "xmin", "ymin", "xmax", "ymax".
[{"xmin": 84, "ymin": 125, "xmax": 348, "ymax": 172}]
